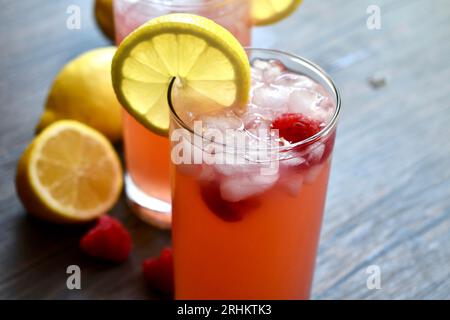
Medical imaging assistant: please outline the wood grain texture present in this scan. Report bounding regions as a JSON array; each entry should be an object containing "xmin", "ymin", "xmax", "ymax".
[{"xmin": 0, "ymin": 0, "xmax": 449, "ymax": 299}]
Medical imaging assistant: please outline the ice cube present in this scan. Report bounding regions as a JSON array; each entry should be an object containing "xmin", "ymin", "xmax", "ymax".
[
  {"xmin": 253, "ymin": 58, "xmax": 272, "ymax": 71},
  {"xmin": 306, "ymin": 142, "xmax": 325, "ymax": 164},
  {"xmin": 220, "ymin": 172, "xmax": 279, "ymax": 202},
  {"xmin": 317, "ymin": 97, "xmax": 336, "ymax": 123},
  {"xmin": 200, "ymin": 111, "xmax": 244, "ymax": 132},
  {"xmin": 252, "ymin": 59, "xmax": 285, "ymax": 83},
  {"xmin": 274, "ymin": 73, "xmax": 317, "ymax": 89},
  {"xmin": 252, "ymin": 85, "xmax": 290, "ymax": 112},
  {"xmin": 274, "ymin": 70, "xmax": 336, "ymax": 124},
  {"xmin": 263, "ymin": 63, "xmax": 284, "ymax": 83},
  {"xmin": 246, "ymin": 146, "xmax": 279, "ymax": 166},
  {"xmin": 304, "ymin": 164, "xmax": 324, "ymax": 184},
  {"xmin": 268, "ymin": 59, "xmax": 286, "ymax": 70},
  {"xmin": 279, "ymin": 172, "xmax": 304, "ymax": 197},
  {"xmin": 242, "ymin": 111, "xmax": 271, "ymax": 130},
  {"xmin": 281, "ymin": 155, "xmax": 306, "ymax": 167},
  {"xmin": 215, "ymin": 160, "xmax": 258, "ymax": 176},
  {"xmin": 195, "ymin": 111, "xmax": 244, "ymax": 150},
  {"xmin": 288, "ymin": 89, "xmax": 321, "ymax": 118},
  {"xmin": 226, "ymin": 127, "xmax": 252, "ymax": 149},
  {"xmin": 251, "ymin": 68, "xmax": 264, "ymax": 84}
]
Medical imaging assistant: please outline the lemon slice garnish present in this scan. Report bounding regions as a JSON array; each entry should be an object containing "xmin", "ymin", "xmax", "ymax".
[
  {"xmin": 111, "ymin": 13, "xmax": 251, "ymax": 136},
  {"xmin": 252, "ymin": 0, "xmax": 302, "ymax": 26}
]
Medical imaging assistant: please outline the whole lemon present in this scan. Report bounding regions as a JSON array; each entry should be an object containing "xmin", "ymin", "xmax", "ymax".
[
  {"xmin": 37, "ymin": 47, "xmax": 123, "ymax": 142},
  {"xmin": 95, "ymin": 0, "xmax": 115, "ymax": 41}
]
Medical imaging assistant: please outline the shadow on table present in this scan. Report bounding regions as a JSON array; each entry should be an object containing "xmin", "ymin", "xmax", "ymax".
[{"xmin": 4, "ymin": 198, "xmax": 171, "ymax": 299}]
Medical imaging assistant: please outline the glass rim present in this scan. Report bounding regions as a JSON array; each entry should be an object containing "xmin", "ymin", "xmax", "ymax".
[
  {"xmin": 168, "ymin": 48, "xmax": 341, "ymax": 152},
  {"xmin": 136, "ymin": 0, "xmax": 242, "ymax": 10}
]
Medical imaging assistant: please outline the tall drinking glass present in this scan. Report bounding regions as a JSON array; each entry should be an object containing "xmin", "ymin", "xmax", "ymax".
[
  {"xmin": 170, "ymin": 49, "xmax": 340, "ymax": 299},
  {"xmin": 113, "ymin": 0, "xmax": 252, "ymax": 228}
]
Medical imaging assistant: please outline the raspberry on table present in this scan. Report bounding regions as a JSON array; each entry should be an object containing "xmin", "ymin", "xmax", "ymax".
[
  {"xmin": 80, "ymin": 215, "xmax": 132, "ymax": 263},
  {"xmin": 142, "ymin": 247, "xmax": 174, "ymax": 295}
]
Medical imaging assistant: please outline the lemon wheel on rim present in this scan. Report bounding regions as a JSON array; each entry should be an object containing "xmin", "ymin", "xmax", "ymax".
[{"xmin": 111, "ymin": 13, "xmax": 251, "ymax": 137}]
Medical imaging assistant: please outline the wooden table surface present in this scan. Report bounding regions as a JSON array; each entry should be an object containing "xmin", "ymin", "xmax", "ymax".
[{"xmin": 1, "ymin": 0, "xmax": 449, "ymax": 300}]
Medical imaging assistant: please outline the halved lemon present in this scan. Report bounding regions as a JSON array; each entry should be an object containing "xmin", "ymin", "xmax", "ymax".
[
  {"xmin": 252, "ymin": 0, "xmax": 302, "ymax": 26},
  {"xmin": 16, "ymin": 120, "xmax": 123, "ymax": 224},
  {"xmin": 111, "ymin": 13, "xmax": 251, "ymax": 136}
]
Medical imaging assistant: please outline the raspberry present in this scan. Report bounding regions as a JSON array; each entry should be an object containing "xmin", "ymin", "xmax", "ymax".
[
  {"xmin": 272, "ymin": 113, "xmax": 336, "ymax": 168},
  {"xmin": 271, "ymin": 113, "xmax": 322, "ymax": 144},
  {"xmin": 200, "ymin": 181, "xmax": 260, "ymax": 222},
  {"xmin": 80, "ymin": 215, "xmax": 132, "ymax": 263},
  {"xmin": 142, "ymin": 247, "xmax": 174, "ymax": 295}
]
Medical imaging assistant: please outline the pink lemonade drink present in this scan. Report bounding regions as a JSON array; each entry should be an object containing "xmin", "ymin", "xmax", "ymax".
[
  {"xmin": 113, "ymin": 0, "xmax": 252, "ymax": 228},
  {"xmin": 170, "ymin": 49, "xmax": 340, "ymax": 299}
]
